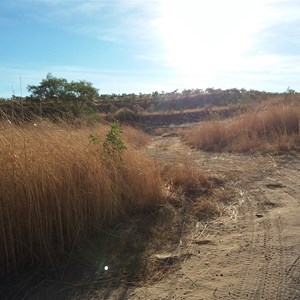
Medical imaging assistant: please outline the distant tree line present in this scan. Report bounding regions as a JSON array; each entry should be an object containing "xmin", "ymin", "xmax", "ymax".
[{"xmin": 0, "ymin": 73, "xmax": 297, "ymax": 121}]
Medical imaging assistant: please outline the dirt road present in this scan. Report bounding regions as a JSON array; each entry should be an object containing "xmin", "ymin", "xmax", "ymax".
[{"xmin": 129, "ymin": 135, "xmax": 300, "ymax": 300}]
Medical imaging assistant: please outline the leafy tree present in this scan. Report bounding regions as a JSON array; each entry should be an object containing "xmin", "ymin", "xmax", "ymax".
[
  {"xmin": 28, "ymin": 73, "xmax": 67, "ymax": 101},
  {"xmin": 286, "ymin": 86, "xmax": 296, "ymax": 94},
  {"xmin": 65, "ymin": 80, "xmax": 99, "ymax": 116},
  {"xmin": 182, "ymin": 89, "xmax": 192, "ymax": 96},
  {"xmin": 27, "ymin": 73, "xmax": 99, "ymax": 116},
  {"xmin": 152, "ymin": 91, "xmax": 160, "ymax": 101}
]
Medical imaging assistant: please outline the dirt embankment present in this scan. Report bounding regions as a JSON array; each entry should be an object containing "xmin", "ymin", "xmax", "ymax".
[
  {"xmin": 135, "ymin": 107, "xmax": 244, "ymax": 131},
  {"xmin": 137, "ymin": 106, "xmax": 241, "ymax": 129}
]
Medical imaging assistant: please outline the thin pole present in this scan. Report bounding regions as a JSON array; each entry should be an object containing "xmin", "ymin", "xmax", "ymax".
[
  {"xmin": 11, "ymin": 86, "xmax": 15, "ymax": 122},
  {"xmin": 20, "ymin": 75, "xmax": 24, "ymax": 120}
]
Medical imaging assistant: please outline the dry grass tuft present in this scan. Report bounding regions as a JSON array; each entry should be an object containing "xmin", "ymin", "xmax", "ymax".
[
  {"xmin": 123, "ymin": 126, "xmax": 151, "ymax": 148},
  {"xmin": 183, "ymin": 103, "xmax": 300, "ymax": 153},
  {"xmin": 183, "ymin": 121, "xmax": 227, "ymax": 152},
  {"xmin": 161, "ymin": 161, "xmax": 226, "ymax": 221},
  {"xmin": 162, "ymin": 162, "xmax": 212, "ymax": 198},
  {"xmin": 0, "ymin": 122, "xmax": 163, "ymax": 276},
  {"xmin": 192, "ymin": 199, "xmax": 221, "ymax": 220},
  {"xmin": 153, "ymin": 127, "xmax": 167, "ymax": 136}
]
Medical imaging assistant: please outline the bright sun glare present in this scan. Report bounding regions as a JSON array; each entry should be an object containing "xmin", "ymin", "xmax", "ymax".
[{"xmin": 154, "ymin": 0, "xmax": 270, "ymax": 84}]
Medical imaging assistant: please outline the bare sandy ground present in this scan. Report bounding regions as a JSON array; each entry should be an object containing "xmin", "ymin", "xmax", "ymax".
[{"xmin": 128, "ymin": 136, "xmax": 300, "ymax": 300}]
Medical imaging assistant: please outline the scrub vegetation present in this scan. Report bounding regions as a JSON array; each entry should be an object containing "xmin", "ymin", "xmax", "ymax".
[
  {"xmin": 1, "ymin": 74, "xmax": 300, "ymax": 297},
  {"xmin": 182, "ymin": 98, "xmax": 300, "ymax": 153},
  {"xmin": 0, "ymin": 121, "xmax": 162, "ymax": 276}
]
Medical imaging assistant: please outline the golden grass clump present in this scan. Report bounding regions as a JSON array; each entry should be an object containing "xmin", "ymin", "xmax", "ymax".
[
  {"xmin": 183, "ymin": 103, "xmax": 300, "ymax": 153},
  {"xmin": 123, "ymin": 125, "xmax": 151, "ymax": 148},
  {"xmin": 0, "ymin": 122, "xmax": 163, "ymax": 276},
  {"xmin": 162, "ymin": 161, "xmax": 212, "ymax": 198},
  {"xmin": 183, "ymin": 121, "xmax": 228, "ymax": 152},
  {"xmin": 161, "ymin": 161, "xmax": 224, "ymax": 220}
]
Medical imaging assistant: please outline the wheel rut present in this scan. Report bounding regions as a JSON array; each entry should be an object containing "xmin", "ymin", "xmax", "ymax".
[
  {"xmin": 222, "ymin": 157, "xmax": 300, "ymax": 300},
  {"xmin": 252, "ymin": 216, "xmax": 286, "ymax": 300}
]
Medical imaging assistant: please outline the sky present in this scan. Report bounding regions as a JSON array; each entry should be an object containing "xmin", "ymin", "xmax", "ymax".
[{"xmin": 1, "ymin": 0, "xmax": 300, "ymax": 98}]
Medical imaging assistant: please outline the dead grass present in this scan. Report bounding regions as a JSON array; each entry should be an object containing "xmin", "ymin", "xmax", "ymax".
[
  {"xmin": 123, "ymin": 125, "xmax": 151, "ymax": 148},
  {"xmin": 183, "ymin": 103, "xmax": 300, "ymax": 153},
  {"xmin": 161, "ymin": 161, "xmax": 226, "ymax": 220},
  {"xmin": 162, "ymin": 162, "xmax": 212, "ymax": 197},
  {"xmin": 153, "ymin": 127, "xmax": 167, "ymax": 136},
  {"xmin": 0, "ymin": 122, "xmax": 163, "ymax": 276}
]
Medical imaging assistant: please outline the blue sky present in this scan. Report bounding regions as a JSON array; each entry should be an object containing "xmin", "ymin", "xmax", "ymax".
[{"xmin": 1, "ymin": 0, "xmax": 300, "ymax": 98}]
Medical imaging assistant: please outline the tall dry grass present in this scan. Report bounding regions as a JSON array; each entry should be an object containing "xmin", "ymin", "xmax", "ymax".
[
  {"xmin": 0, "ymin": 122, "xmax": 163, "ymax": 276},
  {"xmin": 183, "ymin": 103, "xmax": 300, "ymax": 153},
  {"xmin": 123, "ymin": 125, "xmax": 151, "ymax": 148}
]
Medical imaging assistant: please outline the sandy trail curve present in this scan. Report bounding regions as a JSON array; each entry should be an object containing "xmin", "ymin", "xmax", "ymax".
[{"xmin": 129, "ymin": 136, "xmax": 300, "ymax": 300}]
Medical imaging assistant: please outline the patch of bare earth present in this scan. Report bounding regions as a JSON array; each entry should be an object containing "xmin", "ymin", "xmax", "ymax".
[{"xmin": 128, "ymin": 135, "xmax": 300, "ymax": 300}]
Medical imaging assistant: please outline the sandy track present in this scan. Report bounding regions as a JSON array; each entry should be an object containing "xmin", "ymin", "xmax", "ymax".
[{"xmin": 129, "ymin": 136, "xmax": 300, "ymax": 300}]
